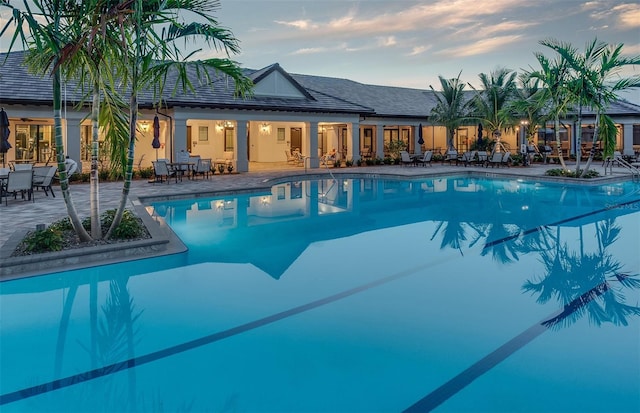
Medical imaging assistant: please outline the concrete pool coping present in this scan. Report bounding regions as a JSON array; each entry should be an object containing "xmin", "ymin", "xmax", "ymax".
[{"xmin": 0, "ymin": 166, "xmax": 635, "ymax": 280}]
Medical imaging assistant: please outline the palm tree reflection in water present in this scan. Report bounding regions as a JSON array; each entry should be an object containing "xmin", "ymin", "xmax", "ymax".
[{"xmin": 523, "ymin": 218, "xmax": 640, "ymax": 329}]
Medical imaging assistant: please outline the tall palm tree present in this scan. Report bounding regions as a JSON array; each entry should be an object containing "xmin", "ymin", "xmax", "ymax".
[
  {"xmin": 470, "ymin": 67, "xmax": 518, "ymax": 151},
  {"xmin": 526, "ymin": 39, "xmax": 575, "ymax": 170},
  {"xmin": 24, "ymin": 0, "xmax": 131, "ymax": 239},
  {"xmin": 105, "ymin": 0, "xmax": 254, "ymax": 238},
  {"xmin": 506, "ymin": 75, "xmax": 549, "ymax": 151},
  {"xmin": 429, "ymin": 71, "xmax": 472, "ymax": 151},
  {"xmin": 1, "ymin": 0, "xmax": 93, "ymax": 241}
]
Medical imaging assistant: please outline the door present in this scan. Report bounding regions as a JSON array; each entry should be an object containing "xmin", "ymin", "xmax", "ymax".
[{"xmin": 290, "ymin": 127, "xmax": 302, "ymax": 153}]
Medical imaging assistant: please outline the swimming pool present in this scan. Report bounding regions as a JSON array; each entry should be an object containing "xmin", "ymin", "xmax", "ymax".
[{"xmin": 1, "ymin": 176, "xmax": 639, "ymax": 412}]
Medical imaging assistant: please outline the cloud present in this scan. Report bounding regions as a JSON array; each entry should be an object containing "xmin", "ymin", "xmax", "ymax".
[
  {"xmin": 436, "ymin": 35, "xmax": 523, "ymax": 58},
  {"xmin": 612, "ymin": 3, "xmax": 640, "ymax": 28},
  {"xmin": 377, "ymin": 36, "xmax": 397, "ymax": 47},
  {"xmin": 408, "ymin": 45, "xmax": 431, "ymax": 56},
  {"xmin": 274, "ymin": 19, "xmax": 317, "ymax": 30},
  {"xmin": 585, "ymin": 1, "xmax": 640, "ymax": 29}
]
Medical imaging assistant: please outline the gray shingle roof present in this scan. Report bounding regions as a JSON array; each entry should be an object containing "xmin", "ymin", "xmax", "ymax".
[{"xmin": 1, "ymin": 51, "xmax": 638, "ymax": 119}]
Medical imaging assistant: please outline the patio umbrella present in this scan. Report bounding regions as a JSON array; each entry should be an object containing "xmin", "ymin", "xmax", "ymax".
[
  {"xmin": 0, "ymin": 108, "xmax": 11, "ymax": 167},
  {"xmin": 417, "ymin": 123, "xmax": 424, "ymax": 145},
  {"xmin": 477, "ymin": 123, "xmax": 483, "ymax": 146},
  {"xmin": 152, "ymin": 115, "xmax": 161, "ymax": 159}
]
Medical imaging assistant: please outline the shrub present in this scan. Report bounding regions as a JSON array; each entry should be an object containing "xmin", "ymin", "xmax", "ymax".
[
  {"xmin": 345, "ymin": 159, "xmax": 354, "ymax": 167},
  {"xmin": 545, "ymin": 168, "xmax": 600, "ymax": 178},
  {"xmin": 23, "ymin": 227, "xmax": 64, "ymax": 252}
]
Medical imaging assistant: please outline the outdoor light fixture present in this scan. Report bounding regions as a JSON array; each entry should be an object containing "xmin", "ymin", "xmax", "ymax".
[
  {"xmin": 140, "ymin": 121, "xmax": 150, "ymax": 132},
  {"xmin": 260, "ymin": 122, "xmax": 271, "ymax": 134}
]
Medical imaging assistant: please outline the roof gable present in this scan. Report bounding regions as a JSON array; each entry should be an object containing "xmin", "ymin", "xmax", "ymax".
[{"xmin": 251, "ymin": 63, "xmax": 314, "ymax": 99}]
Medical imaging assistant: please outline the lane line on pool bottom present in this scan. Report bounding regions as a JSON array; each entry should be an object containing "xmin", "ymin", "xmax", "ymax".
[
  {"xmin": 0, "ymin": 256, "xmax": 454, "ymax": 406},
  {"xmin": 403, "ymin": 279, "xmax": 611, "ymax": 412}
]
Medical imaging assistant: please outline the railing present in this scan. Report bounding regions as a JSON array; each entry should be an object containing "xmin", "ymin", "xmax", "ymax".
[{"xmin": 604, "ymin": 155, "xmax": 640, "ymax": 181}]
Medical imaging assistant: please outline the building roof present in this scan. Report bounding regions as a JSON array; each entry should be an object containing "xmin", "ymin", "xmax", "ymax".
[{"xmin": 1, "ymin": 51, "xmax": 638, "ymax": 119}]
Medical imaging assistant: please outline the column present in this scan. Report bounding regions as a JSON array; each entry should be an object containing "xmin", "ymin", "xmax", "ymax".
[
  {"xmin": 375, "ymin": 123, "xmax": 384, "ymax": 159},
  {"xmin": 173, "ymin": 117, "xmax": 188, "ymax": 163},
  {"xmin": 65, "ymin": 114, "xmax": 83, "ymax": 168},
  {"xmin": 236, "ymin": 120, "xmax": 248, "ymax": 172},
  {"xmin": 349, "ymin": 121, "xmax": 360, "ymax": 162},
  {"xmin": 308, "ymin": 121, "xmax": 319, "ymax": 168},
  {"xmin": 623, "ymin": 123, "xmax": 633, "ymax": 154}
]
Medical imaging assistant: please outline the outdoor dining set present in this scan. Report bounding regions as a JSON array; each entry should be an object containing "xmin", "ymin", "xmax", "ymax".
[
  {"xmin": 150, "ymin": 155, "xmax": 219, "ymax": 184},
  {"xmin": 0, "ymin": 162, "xmax": 58, "ymax": 206}
]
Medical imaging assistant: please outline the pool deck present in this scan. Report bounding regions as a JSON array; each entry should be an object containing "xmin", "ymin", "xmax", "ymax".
[{"xmin": 0, "ymin": 161, "xmax": 634, "ymax": 277}]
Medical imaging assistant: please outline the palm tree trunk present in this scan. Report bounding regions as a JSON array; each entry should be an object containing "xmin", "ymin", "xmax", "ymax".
[
  {"xmin": 554, "ymin": 117, "xmax": 568, "ymax": 170},
  {"xmin": 90, "ymin": 83, "xmax": 101, "ymax": 239},
  {"xmin": 105, "ymin": 93, "xmax": 137, "ymax": 239},
  {"xmin": 580, "ymin": 111, "xmax": 601, "ymax": 177},
  {"xmin": 53, "ymin": 64, "xmax": 92, "ymax": 241}
]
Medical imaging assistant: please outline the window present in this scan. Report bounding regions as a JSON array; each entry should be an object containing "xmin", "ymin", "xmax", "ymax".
[
  {"xmin": 198, "ymin": 126, "xmax": 208, "ymax": 141},
  {"xmin": 224, "ymin": 127, "xmax": 234, "ymax": 151},
  {"xmin": 277, "ymin": 127, "xmax": 285, "ymax": 142}
]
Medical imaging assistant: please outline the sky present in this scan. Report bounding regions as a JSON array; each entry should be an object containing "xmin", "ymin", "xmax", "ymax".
[
  {"xmin": 1, "ymin": 0, "xmax": 638, "ymax": 104},
  {"xmin": 205, "ymin": 0, "xmax": 640, "ymax": 104}
]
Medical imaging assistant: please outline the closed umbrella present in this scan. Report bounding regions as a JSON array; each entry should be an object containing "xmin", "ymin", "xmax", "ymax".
[
  {"xmin": 477, "ymin": 123, "xmax": 483, "ymax": 146},
  {"xmin": 417, "ymin": 123, "xmax": 424, "ymax": 145},
  {"xmin": 0, "ymin": 108, "xmax": 11, "ymax": 167},
  {"xmin": 152, "ymin": 115, "xmax": 161, "ymax": 159}
]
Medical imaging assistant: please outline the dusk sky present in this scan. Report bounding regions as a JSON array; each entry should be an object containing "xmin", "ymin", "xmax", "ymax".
[
  {"xmin": 1, "ymin": 0, "xmax": 638, "ymax": 103},
  {"xmin": 209, "ymin": 0, "xmax": 640, "ymax": 104}
]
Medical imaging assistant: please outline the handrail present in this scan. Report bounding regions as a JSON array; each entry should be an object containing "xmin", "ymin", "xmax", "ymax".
[{"xmin": 604, "ymin": 155, "xmax": 640, "ymax": 181}]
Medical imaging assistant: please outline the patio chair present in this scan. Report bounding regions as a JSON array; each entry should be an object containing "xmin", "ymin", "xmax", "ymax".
[
  {"xmin": 475, "ymin": 151, "xmax": 488, "ymax": 166},
  {"xmin": 500, "ymin": 151, "xmax": 512, "ymax": 167},
  {"xmin": 193, "ymin": 158, "xmax": 212, "ymax": 179},
  {"xmin": 457, "ymin": 150, "xmax": 476, "ymax": 167},
  {"xmin": 152, "ymin": 160, "xmax": 177, "ymax": 183},
  {"xmin": 487, "ymin": 151, "xmax": 503, "ymax": 168},
  {"xmin": 32, "ymin": 165, "xmax": 57, "ymax": 197},
  {"xmin": 285, "ymin": 150, "xmax": 298, "ymax": 164},
  {"xmin": 400, "ymin": 151, "xmax": 414, "ymax": 166},
  {"xmin": 415, "ymin": 151, "xmax": 433, "ymax": 167},
  {"xmin": 13, "ymin": 163, "xmax": 33, "ymax": 171},
  {"xmin": 1, "ymin": 169, "xmax": 34, "ymax": 205},
  {"xmin": 443, "ymin": 150, "xmax": 458, "ymax": 165}
]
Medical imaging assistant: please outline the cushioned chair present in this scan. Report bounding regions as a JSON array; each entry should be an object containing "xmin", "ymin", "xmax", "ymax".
[
  {"xmin": 193, "ymin": 158, "xmax": 212, "ymax": 179},
  {"xmin": 33, "ymin": 165, "xmax": 57, "ymax": 197},
  {"xmin": 1, "ymin": 169, "xmax": 34, "ymax": 205},
  {"xmin": 487, "ymin": 151, "xmax": 504, "ymax": 168},
  {"xmin": 152, "ymin": 160, "xmax": 176, "ymax": 183},
  {"xmin": 415, "ymin": 151, "xmax": 433, "ymax": 167},
  {"xmin": 400, "ymin": 151, "xmax": 414, "ymax": 166}
]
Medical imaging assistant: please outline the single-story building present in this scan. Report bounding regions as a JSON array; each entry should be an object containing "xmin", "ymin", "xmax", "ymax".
[{"xmin": 1, "ymin": 51, "xmax": 639, "ymax": 172}]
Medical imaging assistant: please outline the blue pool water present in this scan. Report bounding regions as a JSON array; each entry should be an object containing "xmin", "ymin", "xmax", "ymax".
[{"xmin": 1, "ymin": 176, "xmax": 639, "ymax": 412}]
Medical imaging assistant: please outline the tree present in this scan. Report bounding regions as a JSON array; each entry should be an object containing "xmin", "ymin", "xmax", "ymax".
[
  {"xmin": 429, "ymin": 71, "xmax": 472, "ymax": 151},
  {"xmin": 105, "ymin": 0, "xmax": 254, "ymax": 238},
  {"xmin": 1, "ymin": 0, "xmax": 93, "ymax": 241},
  {"xmin": 525, "ymin": 39, "xmax": 575, "ymax": 170},
  {"xmin": 470, "ymin": 67, "xmax": 518, "ymax": 151}
]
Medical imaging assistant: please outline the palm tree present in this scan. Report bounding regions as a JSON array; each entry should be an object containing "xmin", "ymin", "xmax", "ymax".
[
  {"xmin": 506, "ymin": 74, "xmax": 549, "ymax": 153},
  {"xmin": 429, "ymin": 71, "xmax": 472, "ymax": 151},
  {"xmin": 1, "ymin": 0, "xmax": 93, "ymax": 241},
  {"xmin": 470, "ymin": 67, "xmax": 518, "ymax": 151},
  {"xmin": 24, "ymin": 0, "xmax": 131, "ymax": 239},
  {"xmin": 105, "ymin": 0, "xmax": 254, "ymax": 238},
  {"xmin": 525, "ymin": 39, "xmax": 575, "ymax": 170}
]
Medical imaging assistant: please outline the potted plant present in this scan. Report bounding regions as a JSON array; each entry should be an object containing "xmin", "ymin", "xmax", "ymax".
[
  {"xmin": 226, "ymin": 164, "xmax": 234, "ymax": 173},
  {"xmin": 217, "ymin": 164, "xmax": 225, "ymax": 174}
]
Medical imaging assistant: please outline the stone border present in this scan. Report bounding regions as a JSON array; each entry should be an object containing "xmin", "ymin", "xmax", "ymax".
[{"xmin": 0, "ymin": 202, "xmax": 187, "ymax": 280}]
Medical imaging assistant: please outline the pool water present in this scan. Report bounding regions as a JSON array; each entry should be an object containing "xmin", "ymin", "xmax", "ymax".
[{"xmin": 1, "ymin": 176, "xmax": 639, "ymax": 412}]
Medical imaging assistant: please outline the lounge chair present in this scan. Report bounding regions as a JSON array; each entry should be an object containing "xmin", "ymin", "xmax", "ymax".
[
  {"xmin": 32, "ymin": 165, "xmax": 57, "ymax": 197},
  {"xmin": 400, "ymin": 151, "xmax": 414, "ymax": 166},
  {"xmin": 500, "ymin": 151, "xmax": 512, "ymax": 167},
  {"xmin": 487, "ymin": 151, "xmax": 503, "ymax": 168},
  {"xmin": 443, "ymin": 150, "xmax": 458, "ymax": 165},
  {"xmin": 415, "ymin": 151, "xmax": 433, "ymax": 167},
  {"xmin": 457, "ymin": 151, "xmax": 476, "ymax": 167},
  {"xmin": 476, "ymin": 151, "xmax": 488, "ymax": 166},
  {"xmin": 1, "ymin": 169, "xmax": 34, "ymax": 205}
]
